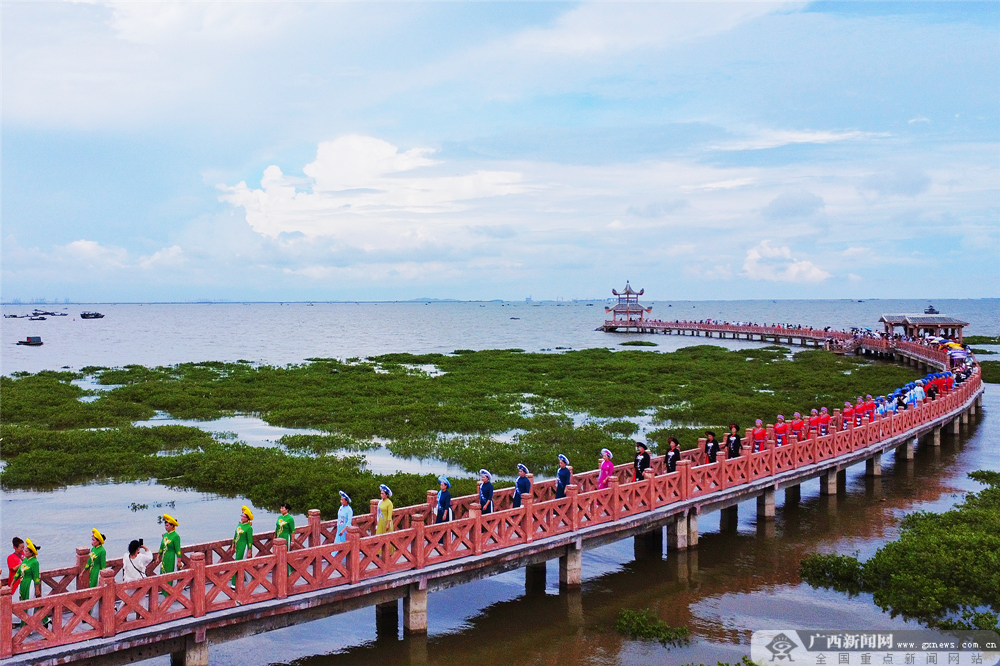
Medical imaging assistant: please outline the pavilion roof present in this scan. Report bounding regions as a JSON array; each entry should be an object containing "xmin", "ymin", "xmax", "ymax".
[
  {"xmin": 612, "ymin": 281, "xmax": 643, "ymax": 297},
  {"xmin": 879, "ymin": 314, "xmax": 969, "ymax": 326},
  {"xmin": 610, "ymin": 303, "xmax": 648, "ymax": 312}
]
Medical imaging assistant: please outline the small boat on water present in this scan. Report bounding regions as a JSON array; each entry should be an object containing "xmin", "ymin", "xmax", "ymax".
[
  {"xmin": 28, "ymin": 316, "xmax": 47, "ymax": 321},
  {"xmin": 924, "ymin": 305, "xmax": 940, "ymax": 314},
  {"xmin": 81, "ymin": 311, "xmax": 105, "ymax": 319},
  {"xmin": 17, "ymin": 336, "xmax": 43, "ymax": 346}
]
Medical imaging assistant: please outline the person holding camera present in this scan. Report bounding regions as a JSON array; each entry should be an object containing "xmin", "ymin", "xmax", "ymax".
[{"xmin": 123, "ymin": 539, "xmax": 153, "ymax": 582}]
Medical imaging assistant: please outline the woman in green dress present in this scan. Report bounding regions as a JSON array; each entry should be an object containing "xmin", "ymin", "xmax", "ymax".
[
  {"xmin": 84, "ymin": 528, "xmax": 107, "ymax": 588},
  {"xmin": 274, "ymin": 502, "xmax": 295, "ymax": 550},
  {"xmin": 231, "ymin": 505, "xmax": 254, "ymax": 589},
  {"xmin": 158, "ymin": 514, "xmax": 181, "ymax": 574}
]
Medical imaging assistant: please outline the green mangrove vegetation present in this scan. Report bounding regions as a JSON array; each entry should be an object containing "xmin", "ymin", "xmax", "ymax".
[
  {"xmin": 620, "ymin": 340, "xmax": 658, "ymax": 347},
  {"xmin": 2, "ymin": 346, "xmax": 921, "ymax": 519},
  {"xmin": 800, "ymin": 471, "xmax": 1000, "ymax": 631},
  {"xmin": 614, "ymin": 608, "xmax": 691, "ymax": 646},
  {"xmin": 963, "ymin": 336, "xmax": 1000, "ymax": 345},
  {"xmin": 979, "ymin": 361, "xmax": 1000, "ymax": 384}
]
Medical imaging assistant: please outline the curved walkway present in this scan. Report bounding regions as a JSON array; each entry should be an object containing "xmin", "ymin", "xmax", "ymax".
[{"xmin": 1, "ymin": 345, "xmax": 983, "ymax": 665}]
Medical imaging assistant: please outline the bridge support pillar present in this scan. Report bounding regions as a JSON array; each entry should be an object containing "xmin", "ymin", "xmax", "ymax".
[
  {"xmin": 757, "ymin": 489, "xmax": 775, "ymax": 521},
  {"xmin": 404, "ymin": 585, "xmax": 428, "ymax": 635},
  {"xmin": 720, "ymin": 505, "xmax": 738, "ymax": 532},
  {"xmin": 525, "ymin": 562, "xmax": 547, "ymax": 595},
  {"xmin": 634, "ymin": 528, "xmax": 663, "ymax": 560},
  {"xmin": 961, "ymin": 410, "xmax": 969, "ymax": 425},
  {"xmin": 820, "ymin": 471, "xmax": 838, "ymax": 495},
  {"xmin": 687, "ymin": 512, "xmax": 699, "ymax": 548},
  {"xmin": 170, "ymin": 635, "xmax": 208, "ymax": 666},
  {"xmin": 559, "ymin": 542, "xmax": 582, "ymax": 590},
  {"xmin": 899, "ymin": 438, "xmax": 916, "ymax": 460},
  {"xmin": 667, "ymin": 513, "xmax": 689, "ymax": 551},
  {"xmin": 952, "ymin": 417, "xmax": 961, "ymax": 435},
  {"xmin": 969, "ymin": 400, "xmax": 976, "ymax": 417},
  {"xmin": 932, "ymin": 426, "xmax": 941, "ymax": 446},
  {"xmin": 785, "ymin": 484, "xmax": 801, "ymax": 505},
  {"xmin": 866, "ymin": 453, "xmax": 882, "ymax": 477},
  {"xmin": 838, "ymin": 469, "xmax": 847, "ymax": 491}
]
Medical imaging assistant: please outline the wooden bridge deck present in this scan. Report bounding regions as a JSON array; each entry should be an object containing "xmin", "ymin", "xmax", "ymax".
[
  {"xmin": 0, "ymin": 339, "xmax": 981, "ymax": 666},
  {"xmin": 599, "ymin": 320, "xmax": 951, "ymax": 368}
]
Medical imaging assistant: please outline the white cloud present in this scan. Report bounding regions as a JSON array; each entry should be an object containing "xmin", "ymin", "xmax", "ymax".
[
  {"xmin": 100, "ymin": 2, "xmax": 296, "ymax": 46},
  {"xmin": 680, "ymin": 178, "xmax": 754, "ymax": 192},
  {"xmin": 303, "ymin": 135, "xmax": 439, "ymax": 192},
  {"xmin": 908, "ymin": 117, "xmax": 931, "ymax": 124},
  {"xmin": 514, "ymin": 3, "xmax": 797, "ymax": 54},
  {"xmin": 713, "ymin": 129, "xmax": 885, "ymax": 152},
  {"xmin": 742, "ymin": 240, "xmax": 830, "ymax": 283},
  {"xmin": 219, "ymin": 136, "xmax": 526, "ymax": 240}
]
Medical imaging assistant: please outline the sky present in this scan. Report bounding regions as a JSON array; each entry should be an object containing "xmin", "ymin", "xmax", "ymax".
[{"xmin": 3, "ymin": 1, "xmax": 998, "ymax": 302}]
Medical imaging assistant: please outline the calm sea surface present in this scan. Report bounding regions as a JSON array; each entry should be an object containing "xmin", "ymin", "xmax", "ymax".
[
  {"xmin": 3, "ymin": 299, "xmax": 997, "ymax": 375},
  {"xmin": 1, "ymin": 299, "xmax": 998, "ymax": 666}
]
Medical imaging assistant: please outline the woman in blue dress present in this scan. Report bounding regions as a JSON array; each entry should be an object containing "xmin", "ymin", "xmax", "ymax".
[
  {"xmin": 435, "ymin": 477, "xmax": 453, "ymax": 523},
  {"xmin": 555, "ymin": 455, "xmax": 572, "ymax": 499},
  {"xmin": 478, "ymin": 469, "xmax": 494, "ymax": 514},
  {"xmin": 335, "ymin": 491, "xmax": 353, "ymax": 542},
  {"xmin": 513, "ymin": 464, "xmax": 531, "ymax": 508}
]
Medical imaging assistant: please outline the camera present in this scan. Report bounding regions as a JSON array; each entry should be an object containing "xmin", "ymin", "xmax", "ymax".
[{"xmin": 139, "ymin": 538, "xmax": 143, "ymax": 546}]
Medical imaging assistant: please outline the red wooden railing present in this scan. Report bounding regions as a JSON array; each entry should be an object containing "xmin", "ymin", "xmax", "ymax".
[{"xmin": 1, "ymin": 369, "xmax": 981, "ymax": 658}]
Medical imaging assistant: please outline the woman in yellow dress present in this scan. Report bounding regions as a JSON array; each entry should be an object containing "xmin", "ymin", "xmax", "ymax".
[{"xmin": 375, "ymin": 484, "xmax": 394, "ymax": 535}]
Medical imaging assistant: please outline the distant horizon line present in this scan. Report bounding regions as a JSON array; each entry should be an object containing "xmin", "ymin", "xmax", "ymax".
[{"xmin": 3, "ymin": 297, "xmax": 994, "ymax": 306}]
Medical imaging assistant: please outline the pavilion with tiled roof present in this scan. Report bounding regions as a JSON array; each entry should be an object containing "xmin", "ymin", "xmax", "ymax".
[
  {"xmin": 879, "ymin": 313, "xmax": 969, "ymax": 342},
  {"xmin": 605, "ymin": 281, "xmax": 651, "ymax": 324}
]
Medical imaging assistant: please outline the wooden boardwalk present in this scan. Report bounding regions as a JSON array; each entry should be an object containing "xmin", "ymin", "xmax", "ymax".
[
  {"xmin": 598, "ymin": 320, "xmax": 951, "ymax": 369},
  {"xmin": 0, "ymin": 335, "xmax": 982, "ymax": 666}
]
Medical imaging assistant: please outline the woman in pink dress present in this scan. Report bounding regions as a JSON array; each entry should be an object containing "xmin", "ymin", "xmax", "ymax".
[{"xmin": 597, "ymin": 448, "xmax": 615, "ymax": 489}]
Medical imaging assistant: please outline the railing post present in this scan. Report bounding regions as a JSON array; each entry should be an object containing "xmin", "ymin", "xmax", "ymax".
[
  {"xmin": 412, "ymin": 514, "xmax": 426, "ymax": 569},
  {"xmin": 567, "ymin": 485, "xmax": 580, "ymax": 531},
  {"xmin": 76, "ymin": 547, "xmax": 90, "ymax": 590},
  {"xmin": 643, "ymin": 469, "xmax": 656, "ymax": 509},
  {"xmin": 274, "ymin": 539, "xmax": 287, "ymax": 600},
  {"xmin": 190, "ymin": 551, "xmax": 206, "ymax": 617},
  {"xmin": 717, "ymin": 450, "xmax": 728, "ymax": 489},
  {"xmin": 523, "ymin": 493, "xmax": 534, "ymax": 543},
  {"xmin": 308, "ymin": 509, "xmax": 322, "ymax": 547},
  {"xmin": 0, "ymin": 586, "xmax": 12, "ymax": 659},
  {"xmin": 100, "ymin": 568, "xmax": 116, "ymax": 638},
  {"xmin": 469, "ymin": 503, "xmax": 482, "ymax": 555},
  {"xmin": 346, "ymin": 527, "xmax": 361, "ymax": 584},
  {"xmin": 677, "ymin": 459, "xmax": 692, "ymax": 500},
  {"xmin": 426, "ymin": 490, "xmax": 437, "ymax": 518},
  {"xmin": 608, "ymin": 477, "xmax": 620, "ymax": 520}
]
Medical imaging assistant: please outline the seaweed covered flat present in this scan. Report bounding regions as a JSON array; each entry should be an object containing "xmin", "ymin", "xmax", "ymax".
[{"xmin": 1, "ymin": 346, "xmax": 919, "ymax": 515}]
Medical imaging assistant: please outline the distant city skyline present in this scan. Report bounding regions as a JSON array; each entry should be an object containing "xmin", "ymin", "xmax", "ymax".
[{"xmin": 3, "ymin": 2, "xmax": 998, "ymax": 302}]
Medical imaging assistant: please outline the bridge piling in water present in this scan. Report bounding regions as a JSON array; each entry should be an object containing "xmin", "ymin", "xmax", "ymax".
[
  {"xmin": 898, "ymin": 438, "xmax": 916, "ymax": 460},
  {"xmin": 719, "ymin": 505, "xmax": 739, "ymax": 532},
  {"xmin": 525, "ymin": 562, "xmax": 547, "ymax": 595},
  {"xmin": 820, "ymin": 471, "xmax": 838, "ymax": 494},
  {"xmin": 757, "ymin": 488, "xmax": 775, "ymax": 520},
  {"xmin": 866, "ymin": 453, "xmax": 882, "ymax": 476},
  {"xmin": 559, "ymin": 542, "xmax": 582, "ymax": 590},
  {"xmin": 403, "ymin": 584, "xmax": 428, "ymax": 635}
]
